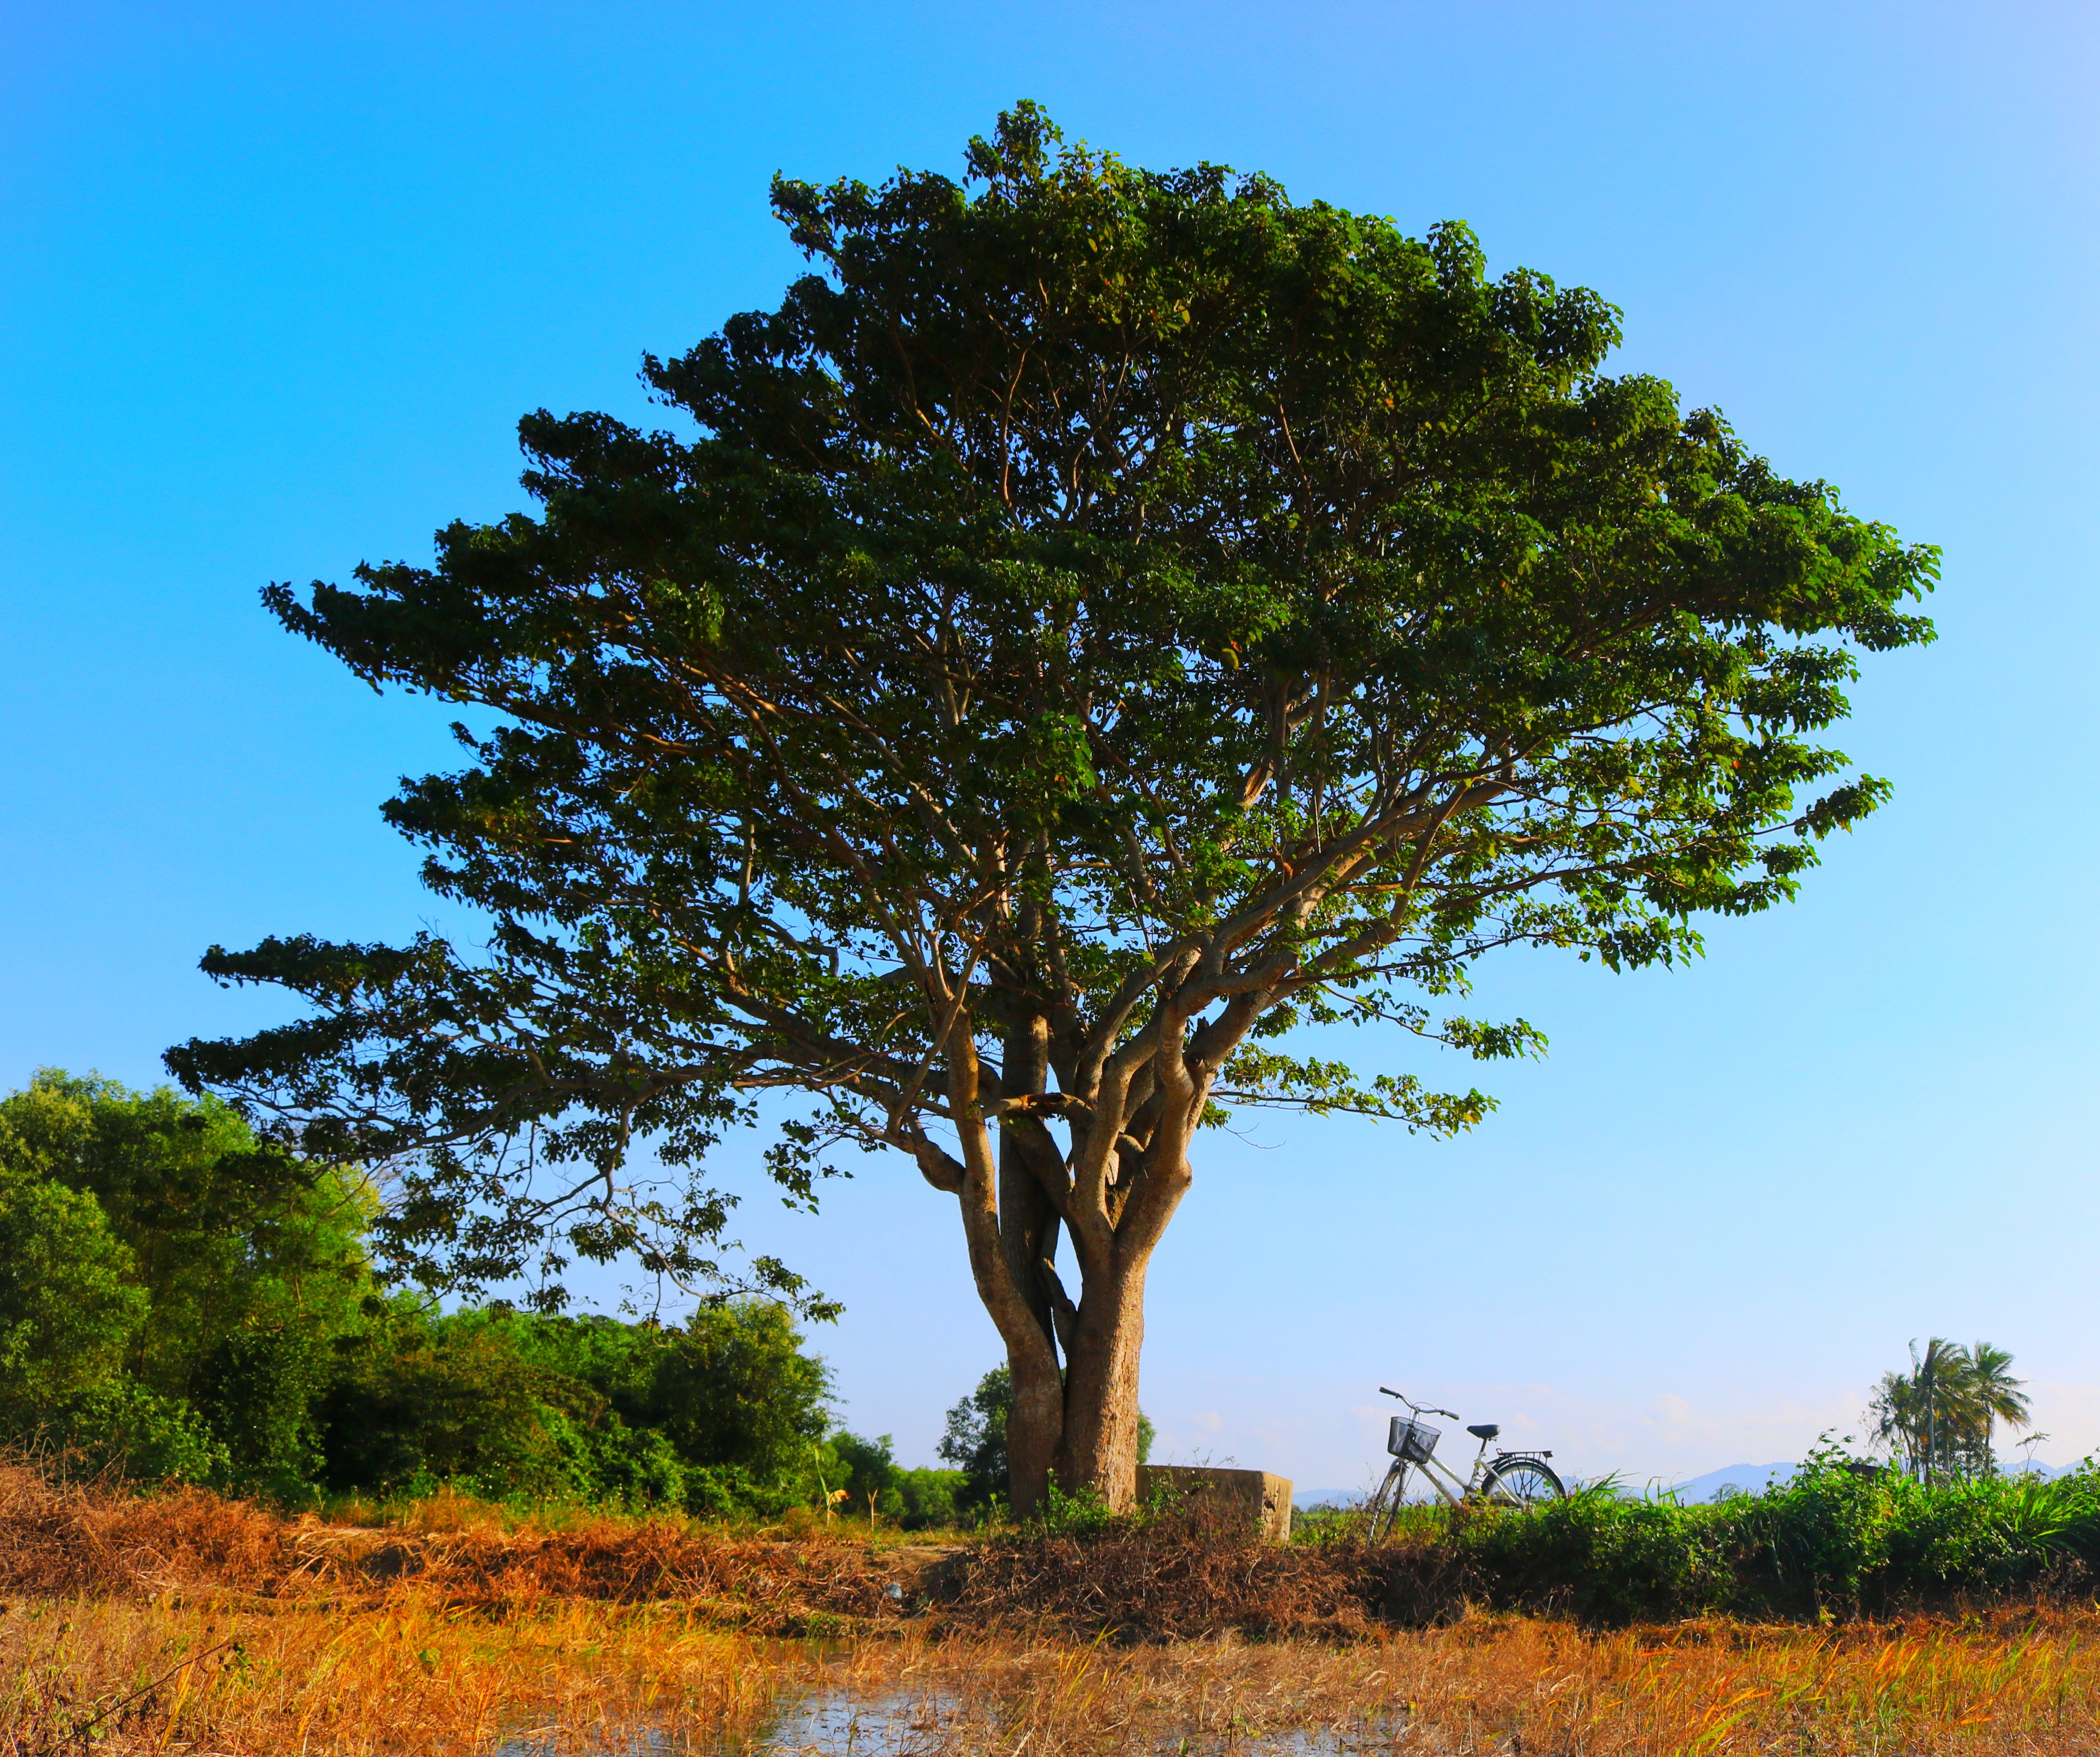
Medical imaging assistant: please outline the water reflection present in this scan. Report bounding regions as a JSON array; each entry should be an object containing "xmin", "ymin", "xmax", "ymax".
[
  {"xmin": 502, "ymin": 1685, "xmax": 1395, "ymax": 1756},
  {"xmin": 496, "ymin": 1688, "xmax": 961, "ymax": 1757},
  {"xmin": 737, "ymin": 1688, "xmax": 965, "ymax": 1753}
]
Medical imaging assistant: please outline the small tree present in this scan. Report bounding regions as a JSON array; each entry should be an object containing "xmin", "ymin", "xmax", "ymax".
[
  {"xmin": 168, "ymin": 106, "xmax": 1934, "ymax": 1511},
  {"xmin": 938, "ymin": 1365, "xmax": 1012, "ymax": 1514}
]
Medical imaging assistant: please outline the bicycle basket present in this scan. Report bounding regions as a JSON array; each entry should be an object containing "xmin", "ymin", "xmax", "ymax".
[{"xmin": 1388, "ymin": 1415, "xmax": 1440, "ymax": 1464}]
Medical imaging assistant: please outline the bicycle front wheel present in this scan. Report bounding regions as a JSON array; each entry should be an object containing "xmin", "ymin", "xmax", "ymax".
[
  {"xmin": 1479, "ymin": 1455, "xmax": 1564, "ymax": 1508},
  {"xmin": 1365, "ymin": 1462, "xmax": 1406, "ymax": 1540}
]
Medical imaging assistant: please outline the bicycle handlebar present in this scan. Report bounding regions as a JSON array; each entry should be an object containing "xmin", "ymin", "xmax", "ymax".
[{"xmin": 1379, "ymin": 1386, "xmax": 1459, "ymax": 1420}]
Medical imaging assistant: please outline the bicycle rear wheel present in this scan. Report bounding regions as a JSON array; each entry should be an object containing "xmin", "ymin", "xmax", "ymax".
[{"xmin": 1479, "ymin": 1455, "xmax": 1564, "ymax": 1508}]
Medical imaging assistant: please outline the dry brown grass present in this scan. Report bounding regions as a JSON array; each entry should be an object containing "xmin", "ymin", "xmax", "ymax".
[
  {"xmin": 11, "ymin": 1593, "xmax": 2100, "ymax": 1754},
  {"xmin": 0, "ymin": 1590, "xmax": 841, "ymax": 1755},
  {"xmin": 11, "ymin": 1463, "xmax": 2100, "ymax": 1754},
  {"xmin": 0, "ymin": 1458, "xmax": 943, "ymax": 1630},
  {"xmin": 891, "ymin": 1616, "xmax": 2100, "ymax": 1756},
  {"xmin": 947, "ymin": 1510, "xmax": 1451, "ymax": 1638}
]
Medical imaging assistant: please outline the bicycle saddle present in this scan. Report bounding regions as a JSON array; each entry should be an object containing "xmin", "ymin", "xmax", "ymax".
[{"xmin": 1467, "ymin": 1423, "xmax": 1501, "ymax": 1441}]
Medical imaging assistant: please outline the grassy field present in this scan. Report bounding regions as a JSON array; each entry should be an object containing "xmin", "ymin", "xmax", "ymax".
[
  {"xmin": 10, "ymin": 1462, "xmax": 2100, "ymax": 1755},
  {"xmin": 14, "ymin": 1590, "xmax": 2100, "ymax": 1754}
]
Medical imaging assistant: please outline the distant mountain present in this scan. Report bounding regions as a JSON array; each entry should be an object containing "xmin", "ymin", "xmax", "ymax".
[
  {"xmin": 1294, "ymin": 1488, "xmax": 1373, "ymax": 1509},
  {"xmin": 1664, "ymin": 1458, "xmax": 2080, "ymax": 1499},
  {"xmin": 1664, "ymin": 1463, "xmax": 1796, "ymax": 1502}
]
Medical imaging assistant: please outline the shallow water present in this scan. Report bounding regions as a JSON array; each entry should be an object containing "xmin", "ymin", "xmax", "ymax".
[
  {"xmin": 741, "ymin": 1688, "xmax": 966, "ymax": 1754},
  {"xmin": 496, "ymin": 1688, "xmax": 962, "ymax": 1757},
  {"xmin": 499, "ymin": 1684, "xmax": 1392, "ymax": 1756}
]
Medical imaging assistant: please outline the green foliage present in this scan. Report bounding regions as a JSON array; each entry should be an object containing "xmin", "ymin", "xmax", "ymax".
[
  {"xmin": 938, "ymin": 1367, "xmax": 1012, "ymax": 1514},
  {"xmin": 815, "ymin": 1428, "xmax": 973, "ymax": 1529},
  {"xmin": 317, "ymin": 1300, "xmax": 833, "ymax": 1512},
  {"xmin": 889, "ymin": 1465, "xmax": 971, "ymax": 1529},
  {"xmin": 0, "ymin": 1071, "xmax": 373, "ymax": 1493},
  {"xmin": 317, "ymin": 1305, "xmax": 595, "ymax": 1502},
  {"xmin": 1869, "ymin": 1338, "xmax": 2032, "ymax": 1482},
  {"xmin": 1391, "ymin": 1442, "xmax": 2100, "ymax": 1623},
  {"xmin": 629, "ymin": 1303, "xmax": 832, "ymax": 1479},
  {"xmin": 0, "ymin": 1072, "xmax": 852, "ymax": 1517},
  {"xmin": 1036, "ymin": 1475, "xmax": 1121, "ymax": 1540},
  {"xmin": 43, "ymin": 1377, "xmax": 231, "ymax": 1482},
  {"xmin": 1022, "ymin": 1464, "xmax": 1210, "ymax": 1542},
  {"xmin": 0, "ymin": 1161, "xmax": 146, "ymax": 1411},
  {"xmin": 163, "ymin": 102, "xmax": 1935, "ymax": 1488},
  {"xmin": 829, "ymin": 1428, "xmax": 897, "ymax": 1510}
]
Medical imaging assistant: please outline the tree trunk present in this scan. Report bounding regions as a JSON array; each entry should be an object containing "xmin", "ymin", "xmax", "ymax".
[
  {"xmin": 1052, "ymin": 1254, "xmax": 1151, "ymax": 1510},
  {"xmin": 999, "ymin": 1135, "xmax": 1065, "ymax": 1517},
  {"xmin": 996, "ymin": 1013, "xmax": 1065, "ymax": 1518},
  {"xmin": 1006, "ymin": 1343, "xmax": 1065, "ymax": 1518},
  {"xmin": 969, "ymin": 1024, "xmax": 1201, "ymax": 1515}
]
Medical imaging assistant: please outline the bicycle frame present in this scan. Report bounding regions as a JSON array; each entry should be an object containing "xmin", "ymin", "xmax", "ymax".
[
  {"xmin": 1367, "ymin": 1385, "xmax": 1560, "ymax": 1521},
  {"xmin": 1383, "ymin": 1426, "xmax": 1503, "ymax": 1509}
]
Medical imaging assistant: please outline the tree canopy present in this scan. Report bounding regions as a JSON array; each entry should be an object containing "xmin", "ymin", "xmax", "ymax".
[
  {"xmin": 0, "ymin": 1071, "xmax": 376, "ymax": 1486},
  {"xmin": 0, "ymin": 1072, "xmax": 880, "ymax": 1517},
  {"xmin": 168, "ymin": 105, "xmax": 1935, "ymax": 1507}
]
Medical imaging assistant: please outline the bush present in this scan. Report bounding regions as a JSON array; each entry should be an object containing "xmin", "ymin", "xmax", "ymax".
[
  {"xmin": 802, "ymin": 1429, "xmax": 976, "ymax": 1530},
  {"xmin": 316, "ymin": 1309, "xmax": 583, "ymax": 1500},
  {"xmin": 0, "ymin": 1071, "xmax": 859, "ymax": 1518},
  {"xmin": 1464, "ymin": 1479, "xmax": 1727, "ymax": 1621},
  {"xmin": 37, "ymin": 1378, "xmax": 231, "ymax": 1482},
  {"xmin": 891, "ymin": 1466, "xmax": 971, "ymax": 1528},
  {"xmin": 308, "ymin": 1301, "xmax": 837, "ymax": 1513},
  {"xmin": 1422, "ymin": 1444, "xmax": 2100, "ymax": 1622}
]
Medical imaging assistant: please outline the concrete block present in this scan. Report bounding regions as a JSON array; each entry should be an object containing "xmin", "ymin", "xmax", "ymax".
[{"xmin": 1137, "ymin": 1464, "xmax": 1293, "ymax": 1543}]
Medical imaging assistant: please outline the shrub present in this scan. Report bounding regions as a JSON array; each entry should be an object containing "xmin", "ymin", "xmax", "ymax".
[
  {"xmin": 891, "ymin": 1466, "xmax": 970, "ymax": 1529},
  {"xmin": 1465, "ymin": 1479, "xmax": 1728, "ymax": 1621},
  {"xmin": 37, "ymin": 1378, "xmax": 231, "ymax": 1482},
  {"xmin": 1721, "ymin": 1445, "xmax": 1898, "ymax": 1615},
  {"xmin": 1418, "ymin": 1443, "xmax": 2100, "ymax": 1622}
]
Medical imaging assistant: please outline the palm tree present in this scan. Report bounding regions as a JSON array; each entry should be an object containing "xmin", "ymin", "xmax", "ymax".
[
  {"xmin": 1965, "ymin": 1341, "xmax": 2033, "ymax": 1456},
  {"xmin": 1869, "ymin": 1357, "xmax": 1927, "ymax": 1477},
  {"xmin": 1868, "ymin": 1339, "xmax": 2032, "ymax": 1482},
  {"xmin": 1869, "ymin": 1338, "xmax": 1960, "ymax": 1481}
]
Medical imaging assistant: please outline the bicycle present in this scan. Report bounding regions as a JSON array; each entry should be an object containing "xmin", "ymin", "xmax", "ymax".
[{"xmin": 1362, "ymin": 1385, "xmax": 1565, "ymax": 1537}]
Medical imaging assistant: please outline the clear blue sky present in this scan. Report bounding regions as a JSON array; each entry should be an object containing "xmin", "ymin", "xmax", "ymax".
[{"xmin": 5, "ymin": 0, "xmax": 2096, "ymax": 1490}]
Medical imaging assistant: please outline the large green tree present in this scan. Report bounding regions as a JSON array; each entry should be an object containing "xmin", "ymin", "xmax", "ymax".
[
  {"xmin": 169, "ymin": 106, "xmax": 1934, "ymax": 1510},
  {"xmin": 0, "ymin": 1072, "xmax": 376, "ymax": 1488}
]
